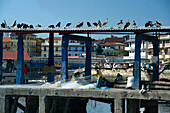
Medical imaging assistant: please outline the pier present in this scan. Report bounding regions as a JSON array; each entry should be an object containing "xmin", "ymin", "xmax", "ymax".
[{"xmin": 0, "ymin": 26, "xmax": 170, "ymax": 113}]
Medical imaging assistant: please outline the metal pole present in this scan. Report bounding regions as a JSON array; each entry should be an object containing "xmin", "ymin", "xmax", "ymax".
[
  {"xmin": 16, "ymin": 34, "xmax": 24, "ymax": 84},
  {"xmin": 0, "ymin": 33, "xmax": 3, "ymax": 82}
]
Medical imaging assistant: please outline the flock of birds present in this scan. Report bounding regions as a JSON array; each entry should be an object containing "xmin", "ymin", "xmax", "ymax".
[{"xmin": 0, "ymin": 19, "xmax": 162, "ymax": 29}]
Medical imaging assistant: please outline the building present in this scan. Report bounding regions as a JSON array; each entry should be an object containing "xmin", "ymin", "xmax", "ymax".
[
  {"xmin": 123, "ymin": 35, "xmax": 149, "ymax": 63},
  {"xmin": 10, "ymin": 33, "xmax": 37, "ymax": 57},
  {"xmin": 98, "ymin": 36, "xmax": 126, "ymax": 56},
  {"xmin": 36, "ymin": 38, "xmax": 44, "ymax": 57},
  {"xmin": 41, "ymin": 37, "xmax": 62, "ymax": 57},
  {"xmin": 3, "ymin": 37, "xmax": 10, "ymax": 51},
  {"xmin": 41, "ymin": 37, "xmax": 97, "ymax": 57},
  {"xmin": 148, "ymin": 34, "xmax": 170, "ymax": 64}
]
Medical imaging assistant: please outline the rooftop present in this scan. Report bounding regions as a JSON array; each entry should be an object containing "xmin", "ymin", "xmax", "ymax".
[{"xmin": 3, "ymin": 51, "xmax": 31, "ymax": 60}]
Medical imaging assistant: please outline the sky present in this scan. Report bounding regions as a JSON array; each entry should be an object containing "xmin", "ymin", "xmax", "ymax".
[{"xmin": 0, "ymin": 0, "xmax": 170, "ymax": 39}]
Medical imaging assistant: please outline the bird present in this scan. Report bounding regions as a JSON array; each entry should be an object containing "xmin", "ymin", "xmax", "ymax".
[
  {"xmin": 154, "ymin": 21, "xmax": 162, "ymax": 28},
  {"xmin": 145, "ymin": 21, "xmax": 153, "ymax": 27},
  {"xmin": 132, "ymin": 20, "xmax": 136, "ymax": 28},
  {"xmin": 23, "ymin": 24, "xmax": 29, "ymax": 29},
  {"xmin": 1, "ymin": 22, "xmax": 5, "ymax": 28},
  {"xmin": 102, "ymin": 18, "xmax": 108, "ymax": 27},
  {"xmin": 66, "ymin": 23, "xmax": 71, "ymax": 27},
  {"xmin": 35, "ymin": 24, "xmax": 42, "ymax": 27},
  {"xmin": 11, "ymin": 20, "xmax": 16, "ymax": 27},
  {"xmin": 30, "ymin": 25, "xmax": 34, "ymax": 29},
  {"xmin": 56, "ymin": 22, "xmax": 61, "ymax": 27},
  {"xmin": 74, "ymin": 22, "xmax": 83, "ymax": 28},
  {"xmin": 17, "ymin": 24, "xmax": 22, "ymax": 28},
  {"xmin": 48, "ymin": 25, "xmax": 55, "ymax": 28},
  {"xmin": 97, "ymin": 20, "xmax": 101, "ymax": 28},
  {"xmin": 87, "ymin": 22, "xmax": 91, "ymax": 27},
  {"xmin": 93, "ymin": 22, "xmax": 98, "ymax": 27},
  {"xmin": 117, "ymin": 20, "xmax": 123, "ymax": 28},
  {"xmin": 124, "ymin": 20, "xmax": 130, "ymax": 29}
]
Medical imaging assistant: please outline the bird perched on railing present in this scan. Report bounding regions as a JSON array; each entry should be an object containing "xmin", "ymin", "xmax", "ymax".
[
  {"xmin": 124, "ymin": 20, "xmax": 130, "ymax": 29},
  {"xmin": 56, "ymin": 22, "xmax": 61, "ymax": 28},
  {"xmin": 132, "ymin": 20, "xmax": 136, "ymax": 28},
  {"xmin": 154, "ymin": 21, "xmax": 162, "ymax": 28},
  {"xmin": 74, "ymin": 22, "xmax": 83, "ymax": 28},
  {"xmin": 66, "ymin": 23, "xmax": 71, "ymax": 27},
  {"xmin": 17, "ymin": 24, "xmax": 22, "ymax": 28},
  {"xmin": 87, "ymin": 22, "xmax": 91, "ymax": 27},
  {"xmin": 1, "ymin": 22, "xmax": 5, "ymax": 28},
  {"xmin": 30, "ymin": 25, "xmax": 34, "ymax": 29},
  {"xmin": 35, "ymin": 24, "xmax": 42, "ymax": 27},
  {"xmin": 145, "ymin": 21, "xmax": 153, "ymax": 27},
  {"xmin": 93, "ymin": 22, "xmax": 98, "ymax": 27},
  {"xmin": 117, "ymin": 20, "xmax": 123, "ymax": 28},
  {"xmin": 48, "ymin": 25, "xmax": 55, "ymax": 28},
  {"xmin": 97, "ymin": 20, "xmax": 101, "ymax": 28},
  {"xmin": 102, "ymin": 18, "xmax": 108, "ymax": 27},
  {"xmin": 23, "ymin": 23, "xmax": 29, "ymax": 29},
  {"xmin": 11, "ymin": 20, "xmax": 16, "ymax": 27}
]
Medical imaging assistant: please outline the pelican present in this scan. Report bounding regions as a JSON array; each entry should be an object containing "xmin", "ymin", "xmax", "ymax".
[
  {"xmin": 11, "ymin": 20, "xmax": 16, "ymax": 27},
  {"xmin": 117, "ymin": 20, "xmax": 123, "ymax": 28},
  {"xmin": 102, "ymin": 18, "xmax": 108, "ymax": 27},
  {"xmin": 87, "ymin": 22, "xmax": 91, "ymax": 27},
  {"xmin": 56, "ymin": 22, "xmax": 61, "ymax": 27},
  {"xmin": 35, "ymin": 24, "xmax": 42, "ymax": 27},
  {"xmin": 154, "ymin": 21, "xmax": 162, "ymax": 28},
  {"xmin": 124, "ymin": 20, "xmax": 130, "ymax": 29},
  {"xmin": 48, "ymin": 25, "xmax": 55, "ymax": 28},
  {"xmin": 132, "ymin": 20, "xmax": 136, "ymax": 28},
  {"xmin": 66, "ymin": 23, "xmax": 71, "ymax": 27},
  {"xmin": 97, "ymin": 20, "xmax": 101, "ymax": 28},
  {"xmin": 93, "ymin": 22, "xmax": 98, "ymax": 27}
]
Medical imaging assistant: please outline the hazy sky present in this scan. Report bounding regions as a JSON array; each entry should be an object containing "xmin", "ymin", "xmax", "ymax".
[{"xmin": 0, "ymin": 0, "xmax": 170, "ymax": 39}]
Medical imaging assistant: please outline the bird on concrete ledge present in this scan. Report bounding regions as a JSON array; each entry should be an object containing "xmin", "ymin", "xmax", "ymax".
[
  {"xmin": 48, "ymin": 25, "xmax": 55, "ymax": 28},
  {"xmin": 56, "ymin": 22, "xmax": 61, "ymax": 28},
  {"xmin": 93, "ymin": 22, "xmax": 98, "ymax": 27},
  {"xmin": 117, "ymin": 20, "xmax": 123, "ymax": 28},
  {"xmin": 124, "ymin": 20, "xmax": 130, "ymax": 29},
  {"xmin": 87, "ymin": 22, "xmax": 91, "ymax": 27},
  {"xmin": 132, "ymin": 20, "xmax": 136, "ymax": 28},
  {"xmin": 102, "ymin": 18, "xmax": 108, "ymax": 27},
  {"xmin": 154, "ymin": 21, "xmax": 162, "ymax": 28},
  {"xmin": 35, "ymin": 24, "xmax": 42, "ymax": 27},
  {"xmin": 11, "ymin": 20, "xmax": 16, "ymax": 27},
  {"xmin": 97, "ymin": 20, "xmax": 101, "ymax": 28},
  {"xmin": 66, "ymin": 23, "xmax": 71, "ymax": 27}
]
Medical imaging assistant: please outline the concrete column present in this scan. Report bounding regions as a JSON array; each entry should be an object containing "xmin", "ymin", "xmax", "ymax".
[
  {"xmin": 16, "ymin": 34, "xmax": 24, "ymax": 84},
  {"xmin": 47, "ymin": 33, "xmax": 54, "ymax": 82},
  {"xmin": 85, "ymin": 41, "xmax": 92, "ymax": 77},
  {"xmin": 114, "ymin": 99, "xmax": 124, "ymax": 113},
  {"xmin": 61, "ymin": 35, "xmax": 68, "ymax": 83},
  {"xmin": 0, "ymin": 33, "xmax": 3, "ymax": 82},
  {"xmin": 152, "ymin": 39, "xmax": 159, "ymax": 81},
  {"xmin": 0, "ymin": 95, "xmax": 5, "ymax": 113},
  {"xmin": 39, "ymin": 96, "xmax": 45, "ymax": 113},
  {"xmin": 134, "ymin": 34, "xmax": 141, "ymax": 89}
]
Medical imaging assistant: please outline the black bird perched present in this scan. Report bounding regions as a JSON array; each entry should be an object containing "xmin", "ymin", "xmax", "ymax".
[
  {"xmin": 154, "ymin": 21, "xmax": 162, "ymax": 28},
  {"xmin": 87, "ymin": 22, "xmax": 91, "ymax": 27},
  {"xmin": 124, "ymin": 20, "xmax": 130, "ymax": 29},
  {"xmin": 48, "ymin": 25, "xmax": 55, "ymax": 28},
  {"xmin": 117, "ymin": 20, "xmax": 123, "ymax": 28},
  {"xmin": 93, "ymin": 22, "xmax": 98, "ymax": 27},
  {"xmin": 30, "ymin": 25, "xmax": 34, "ymax": 29},
  {"xmin": 145, "ymin": 21, "xmax": 153, "ymax": 27},
  {"xmin": 1, "ymin": 22, "xmax": 5, "ymax": 28},
  {"xmin": 17, "ymin": 24, "xmax": 22, "ymax": 28},
  {"xmin": 11, "ymin": 20, "xmax": 16, "ymax": 27},
  {"xmin": 97, "ymin": 20, "xmax": 101, "ymax": 28},
  {"xmin": 56, "ymin": 22, "xmax": 61, "ymax": 27},
  {"xmin": 132, "ymin": 20, "xmax": 136, "ymax": 28},
  {"xmin": 66, "ymin": 23, "xmax": 71, "ymax": 27},
  {"xmin": 102, "ymin": 18, "xmax": 108, "ymax": 27},
  {"xmin": 23, "ymin": 24, "xmax": 29, "ymax": 29}
]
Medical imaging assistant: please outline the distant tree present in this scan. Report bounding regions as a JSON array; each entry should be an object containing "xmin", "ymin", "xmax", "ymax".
[
  {"xmin": 96, "ymin": 46, "xmax": 103, "ymax": 55},
  {"xmin": 113, "ymin": 49, "xmax": 128, "ymax": 56}
]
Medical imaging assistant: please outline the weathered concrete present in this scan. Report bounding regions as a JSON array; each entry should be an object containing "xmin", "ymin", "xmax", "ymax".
[
  {"xmin": 114, "ymin": 99, "xmax": 124, "ymax": 113},
  {"xmin": 39, "ymin": 96, "xmax": 45, "ymax": 113},
  {"xmin": 0, "ymin": 94, "xmax": 5, "ymax": 113}
]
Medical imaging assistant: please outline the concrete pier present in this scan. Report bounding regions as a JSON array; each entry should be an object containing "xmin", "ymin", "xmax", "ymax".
[{"xmin": 0, "ymin": 85, "xmax": 170, "ymax": 113}]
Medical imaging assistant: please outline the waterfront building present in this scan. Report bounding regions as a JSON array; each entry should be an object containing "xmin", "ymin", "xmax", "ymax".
[
  {"xmin": 3, "ymin": 37, "xmax": 10, "ymax": 51},
  {"xmin": 36, "ymin": 38, "xmax": 44, "ymax": 57},
  {"xmin": 148, "ymin": 34, "xmax": 170, "ymax": 64},
  {"xmin": 123, "ymin": 35, "xmax": 149, "ymax": 63},
  {"xmin": 9, "ymin": 33, "xmax": 37, "ymax": 57}
]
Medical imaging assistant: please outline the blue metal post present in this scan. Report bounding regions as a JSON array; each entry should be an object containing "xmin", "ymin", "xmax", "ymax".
[
  {"xmin": 47, "ymin": 33, "xmax": 54, "ymax": 82},
  {"xmin": 0, "ymin": 33, "xmax": 3, "ymax": 82},
  {"xmin": 134, "ymin": 34, "xmax": 141, "ymax": 89},
  {"xmin": 85, "ymin": 41, "xmax": 92, "ymax": 77},
  {"xmin": 61, "ymin": 35, "xmax": 68, "ymax": 83},
  {"xmin": 152, "ymin": 39, "xmax": 159, "ymax": 81},
  {"xmin": 16, "ymin": 34, "xmax": 24, "ymax": 84}
]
